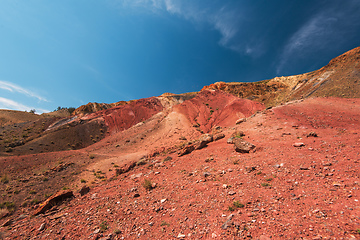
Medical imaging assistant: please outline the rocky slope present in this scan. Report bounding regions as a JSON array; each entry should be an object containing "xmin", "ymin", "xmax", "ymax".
[
  {"xmin": 202, "ymin": 46, "xmax": 360, "ymax": 107},
  {"xmin": 0, "ymin": 47, "xmax": 360, "ymax": 239}
]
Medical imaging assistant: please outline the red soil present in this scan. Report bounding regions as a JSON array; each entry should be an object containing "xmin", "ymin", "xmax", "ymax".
[
  {"xmin": 2, "ymin": 97, "xmax": 360, "ymax": 239},
  {"xmin": 174, "ymin": 90, "xmax": 264, "ymax": 133},
  {"xmin": 82, "ymin": 97, "xmax": 164, "ymax": 134}
]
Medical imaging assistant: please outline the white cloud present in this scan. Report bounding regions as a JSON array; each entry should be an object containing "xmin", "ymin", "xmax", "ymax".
[
  {"xmin": 0, "ymin": 97, "xmax": 32, "ymax": 111},
  {"xmin": 277, "ymin": 1, "xmax": 360, "ymax": 75},
  {"xmin": 110, "ymin": 0, "xmax": 248, "ymax": 54},
  {"xmin": 0, "ymin": 80, "xmax": 48, "ymax": 102}
]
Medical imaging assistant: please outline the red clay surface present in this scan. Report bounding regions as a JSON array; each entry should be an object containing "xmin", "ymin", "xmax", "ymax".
[{"xmin": 1, "ymin": 96, "xmax": 360, "ymax": 239}]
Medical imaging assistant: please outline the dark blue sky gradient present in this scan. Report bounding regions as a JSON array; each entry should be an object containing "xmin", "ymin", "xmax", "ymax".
[{"xmin": 0, "ymin": 0, "xmax": 359, "ymax": 113}]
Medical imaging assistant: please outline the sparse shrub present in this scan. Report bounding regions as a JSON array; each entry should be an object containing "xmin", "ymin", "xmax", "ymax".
[
  {"xmin": 100, "ymin": 221, "xmax": 108, "ymax": 232},
  {"xmin": 143, "ymin": 179, "xmax": 154, "ymax": 190},
  {"xmin": 233, "ymin": 159, "xmax": 239, "ymax": 165},
  {"xmin": 89, "ymin": 154, "xmax": 95, "ymax": 159},
  {"xmin": 1, "ymin": 175, "xmax": 9, "ymax": 184},
  {"xmin": 261, "ymin": 182, "xmax": 271, "ymax": 187},
  {"xmin": 228, "ymin": 206, "xmax": 235, "ymax": 211},
  {"xmin": 256, "ymin": 171, "xmax": 262, "ymax": 175},
  {"xmin": 29, "ymin": 190, "xmax": 37, "ymax": 194},
  {"xmin": 31, "ymin": 199, "xmax": 39, "ymax": 205},
  {"xmin": 0, "ymin": 201, "xmax": 15, "ymax": 211},
  {"xmin": 114, "ymin": 229, "xmax": 122, "ymax": 234},
  {"xmin": 233, "ymin": 201, "xmax": 244, "ymax": 208},
  {"xmin": 265, "ymin": 177, "xmax": 273, "ymax": 182},
  {"xmin": 81, "ymin": 179, "xmax": 86, "ymax": 183},
  {"xmin": 42, "ymin": 177, "xmax": 49, "ymax": 182},
  {"xmin": 62, "ymin": 187, "xmax": 69, "ymax": 190},
  {"xmin": 160, "ymin": 221, "xmax": 170, "ymax": 226}
]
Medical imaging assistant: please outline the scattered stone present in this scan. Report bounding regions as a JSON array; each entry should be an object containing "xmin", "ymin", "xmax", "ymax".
[
  {"xmin": 213, "ymin": 133, "xmax": 225, "ymax": 141},
  {"xmin": 203, "ymin": 172, "xmax": 211, "ymax": 177},
  {"xmin": 227, "ymin": 137, "xmax": 234, "ymax": 144},
  {"xmin": 221, "ymin": 214, "xmax": 234, "ymax": 229},
  {"xmin": 228, "ymin": 191, "xmax": 236, "ymax": 196},
  {"xmin": 33, "ymin": 190, "xmax": 74, "ymax": 215},
  {"xmin": 133, "ymin": 193, "xmax": 140, "ymax": 198},
  {"xmin": 136, "ymin": 157, "xmax": 147, "ymax": 166},
  {"xmin": 1, "ymin": 219, "xmax": 12, "ymax": 227},
  {"xmin": 0, "ymin": 208, "xmax": 9, "ymax": 219},
  {"xmin": 245, "ymin": 166, "xmax": 257, "ymax": 173},
  {"xmin": 195, "ymin": 134, "xmax": 213, "ymax": 150},
  {"xmin": 115, "ymin": 161, "xmax": 136, "ymax": 175},
  {"xmin": 233, "ymin": 138, "xmax": 256, "ymax": 153},
  {"xmin": 293, "ymin": 142, "xmax": 305, "ymax": 147},
  {"xmin": 231, "ymin": 130, "xmax": 245, "ymax": 138},
  {"xmin": 300, "ymin": 166, "xmax": 310, "ymax": 170},
  {"xmin": 222, "ymin": 184, "xmax": 228, "ymax": 189},
  {"xmin": 177, "ymin": 233, "xmax": 186, "ymax": 238},
  {"xmin": 50, "ymin": 162, "xmax": 73, "ymax": 172},
  {"xmin": 236, "ymin": 118, "xmax": 246, "ymax": 125},
  {"xmin": 163, "ymin": 156, "xmax": 172, "ymax": 162},
  {"xmin": 38, "ymin": 223, "xmax": 46, "ymax": 231},
  {"xmin": 79, "ymin": 186, "xmax": 90, "ymax": 196},
  {"xmin": 178, "ymin": 145, "xmax": 195, "ymax": 157},
  {"xmin": 306, "ymin": 131, "xmax": 318, "ymax": 137},
  {"xmin": 160, "ymin": 199, "xmax": 167, "ymax": 203},
  {"xmin": 130, "ymin": 173, "xmax": 143, "ymax": 179}
]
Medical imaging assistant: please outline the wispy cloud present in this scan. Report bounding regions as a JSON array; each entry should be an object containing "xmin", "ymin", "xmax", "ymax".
[
  {"xmin": 0, "ymin": 97, "xmax": 33, "ymax": 111},
  {"xmin": 0, "ymin": 97, "xmax": 50, "ymax": 113},
  {"xmin": 277, "ymin": 1, "xmax": 360, "ymax": 75},
  {"xmin": 0, "ymin": 80, "xmax": 48, "ymax": 102},
  {"xmin": 110, "ymin": 0, "xmax": 253, "ymax": 55}
]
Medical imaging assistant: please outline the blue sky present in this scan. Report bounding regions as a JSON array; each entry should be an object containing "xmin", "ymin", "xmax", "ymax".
[{"xmin": 0, "ymin": 0, "xmax": 360, "ymax": 113}]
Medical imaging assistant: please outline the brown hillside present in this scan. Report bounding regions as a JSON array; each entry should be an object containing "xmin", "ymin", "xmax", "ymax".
[{"xmin": 202, "ymin": 46, "xmax": 360, "ymax": 107}]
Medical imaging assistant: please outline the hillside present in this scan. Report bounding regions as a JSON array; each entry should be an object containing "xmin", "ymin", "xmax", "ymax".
[{"xmin": 0, "ymin": 47, "xmax": 359, "ymax": 239}]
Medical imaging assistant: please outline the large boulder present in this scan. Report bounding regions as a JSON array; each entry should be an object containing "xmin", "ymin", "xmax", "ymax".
[
  {"xmin": 195, "ymin": 134, "xmax": 213, "ymax": 150},
  {"xmin": 233, "ymin": 138, "xmax": 256, "ymax": 153}
]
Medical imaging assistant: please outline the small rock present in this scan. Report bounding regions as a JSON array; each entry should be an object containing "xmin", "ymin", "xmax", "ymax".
[
  {"xmin": 228, "ymin": 191, "xmax": 236, "ymax": 196},
  {"xmin": 227, "ymin": 137, "xmax": 234, "ymax": 144},
  {"xmin": 306, "ymin": 132, "xmax": 318, "ymax": 137},
  {"xmin": 236, "ymin": 118, "xmax": 246, "ymax": 125},
  {"xmin": 163, "ymin": 156, "xmax": 172, "ymax": 162},
  {"xmin": 293, "ymin": 142, "xmax": 305, "ymax": 147},
  {"xmin": 133, "ymin": 193, "xmax": 140, "ymax": 198},
  {"xmin": 222, "ymin": 184, "xmax": 228, "ymax": 189},
  {"xmin": 300, "ymin": 166, "xmax": 310, "ymax": 170},
  {"xmin": 213, "ymin": 133, "xmax": 225, "ymax": 141},
  {"xmin": 177, "ymin": 233, "xmax": 186, "ymax": 238},
  {"xmin": 79, "ymin": 185, "xmax": 90, "ymax": 196},
  {"xmin": 160, "ymin": 198, "xmax": 167, "ymax": 203},
  {"xmin": 2, "ymin": 219, "xmax": 12, "ymax": 227},
  {"xmin": 38, "ymin": 223, "xmax": 46, "ymax": 231},
  {"xmin": 221, "ymin": 214, "xmax": 234, "ymax": 229},
  {"xmin": 233, "ymin": 139, "xmax": 256, "ymax": 153},
  {"xmin": 203, "ymin": 172, "xmax": 211, "ymax": 177},
  {"xmin": 130, "ymin": 173, "xmax": 143, "ymax": 179},
  {"xmin": 178, "ymin": 145, "xmax": 195, "ymax": 157}
]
